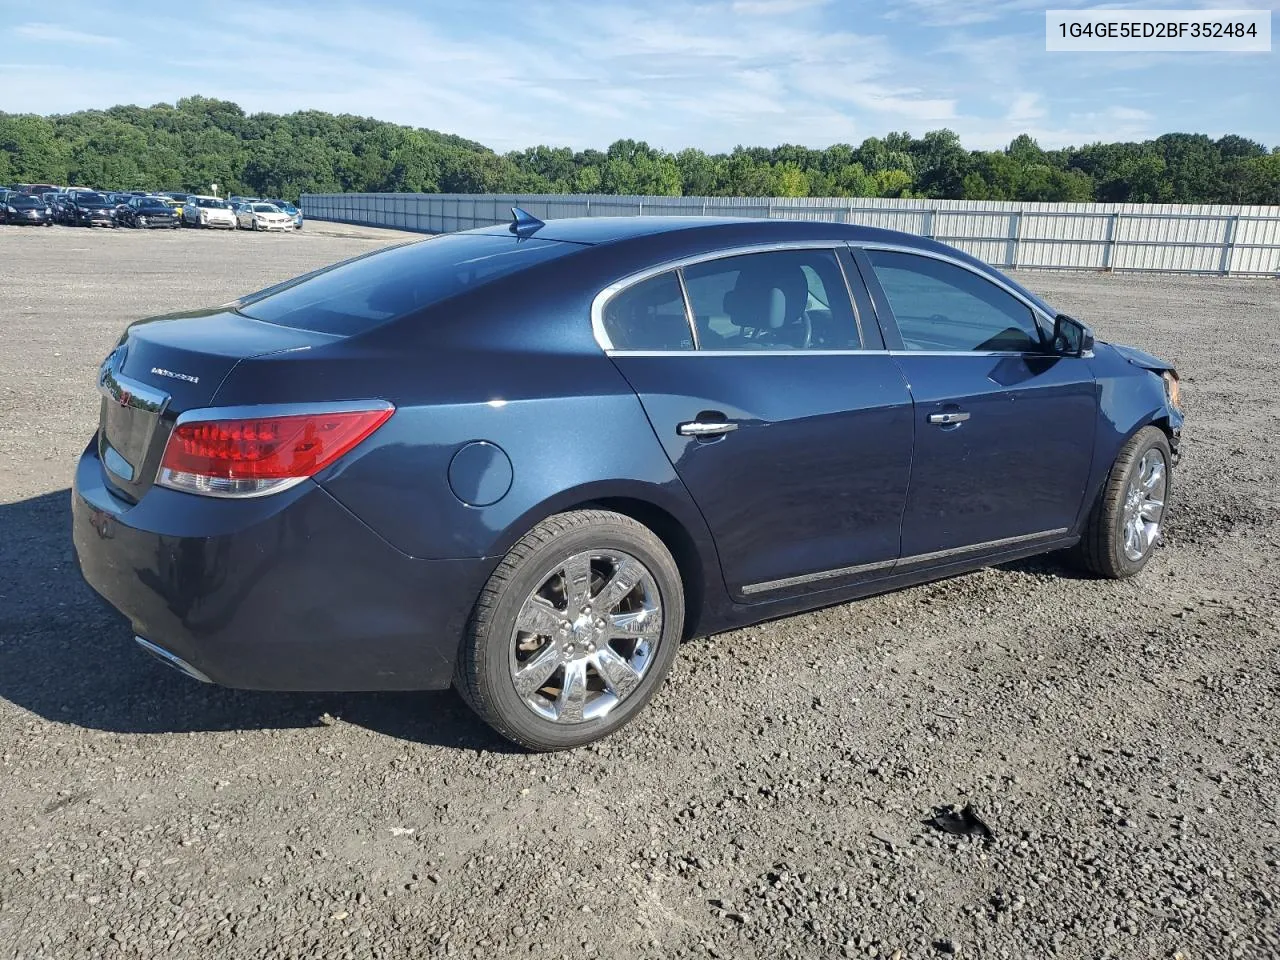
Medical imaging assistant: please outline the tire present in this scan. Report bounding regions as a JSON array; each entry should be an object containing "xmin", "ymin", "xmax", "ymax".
[
  {"xmin": 455, "ymin": 509, "xmax": 685, "ymax": 751},
  {"xmin": 1073, "ymin": 426, "xmax": 1172, "ymax": 578}
]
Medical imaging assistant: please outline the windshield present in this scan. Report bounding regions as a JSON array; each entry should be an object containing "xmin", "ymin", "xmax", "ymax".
[
  {"xmin": 197, "ymin": 198, "xmax": 229, "ymax": 209},
  {"xmin": 237, "ymin": 234, "xmax": 580, "ymax": 335},
  {"xmin": 76, "ymin": 193, "xmax": 107, "ymax": 205},
  {"xmin": 269, "ymin": 200, "xmax": 297, "ymax": 212},
  {"xmin": 251, "ymin": 204, "xmax": 278, "ymax": 213},
  {"xmin": 139, "ymin": 199, "xmax": 167, "ymax": 208},
  {"xmin": 10, "ymin": 195, "xmax": 40, "ymax": 206}
]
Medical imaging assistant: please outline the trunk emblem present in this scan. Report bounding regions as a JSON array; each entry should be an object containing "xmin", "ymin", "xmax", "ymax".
[{"xmin": 150, "ymin": 367, "xmax": 200, "ymax": 385}]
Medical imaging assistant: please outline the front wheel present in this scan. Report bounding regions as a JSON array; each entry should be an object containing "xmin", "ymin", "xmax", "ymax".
[
  {"xmin": 455, "ymin": 510, "xmax": 685, "ymax": 751},
  {"xmin": 1073, "ymin": 426, "xmax": 1172, "ymax": 578}
]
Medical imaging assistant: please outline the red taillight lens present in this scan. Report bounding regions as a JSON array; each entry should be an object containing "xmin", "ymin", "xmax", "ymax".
[{"xmin": 157, "ymin": 405, "xmax": 393, "ymax": 497}]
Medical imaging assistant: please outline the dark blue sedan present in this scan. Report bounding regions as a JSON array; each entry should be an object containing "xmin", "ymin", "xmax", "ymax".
[{"xmin": 72, "ymin": 213, "xmax": 1183, "ymax": 750}]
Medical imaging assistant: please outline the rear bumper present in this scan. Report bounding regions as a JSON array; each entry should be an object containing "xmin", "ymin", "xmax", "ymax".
[{"xmin": 72, "ymin": 439, "xmax": 493, "ymax": 691}]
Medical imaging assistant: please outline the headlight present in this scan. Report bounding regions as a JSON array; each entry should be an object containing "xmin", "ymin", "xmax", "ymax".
[
  {"xmin": 4, "ymin": 205, "xmax": 14, "ymax": 214},
  {"xmin": 1162, "ymin": 371, "xmax": 1181, "ymax": 412},
  {"xmin": 44, "ymin": 207, "xmax": 51, "ymax": 214}
]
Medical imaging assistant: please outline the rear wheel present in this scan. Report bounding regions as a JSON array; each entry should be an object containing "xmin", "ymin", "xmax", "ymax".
[
  {"xmin": 454, "ymin": 510, "xmax": 684, "ymax": 751},
  {"xmin": 1073, "ymin": 426, "xmax": 1171, "ymax": 578}
]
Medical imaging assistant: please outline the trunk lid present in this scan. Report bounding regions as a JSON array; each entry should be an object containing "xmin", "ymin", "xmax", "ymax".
[{"xmin": 97, "ymin": 308, "xmax": 337, "ymax": 501}]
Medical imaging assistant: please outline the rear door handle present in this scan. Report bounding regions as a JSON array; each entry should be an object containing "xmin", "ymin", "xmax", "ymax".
[
  {"xmin": 928, "ymin": 411, "xmax": 970, "ymax": 425},
  {"xmin": 678, "ymin": 420, "xmax": 739, "ymax": 437}
]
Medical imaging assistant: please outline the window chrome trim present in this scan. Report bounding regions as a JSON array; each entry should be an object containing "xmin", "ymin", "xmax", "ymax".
[
  {"xmin": 674, "ymin": 268, "xmax": 700, "ymax": 351},
  {"xmin": 591, "ymin": 240, "xmax": 858, "ymax": 354},
  {"xmin": 739, "ymin": 527, "xmax": 1071, "ymax": 596},
  {"xmin": 606, "ymin": 349, "xmax": 886, "ymax": 358},
  {"xmin": 853, "ymin": 241, "xmax": 1055, "ymax": 326}
]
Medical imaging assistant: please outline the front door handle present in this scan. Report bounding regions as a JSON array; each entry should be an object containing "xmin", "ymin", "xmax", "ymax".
[
  {"xmin": 928, "ymin": 411, "xmax": 971, "ymax": 425},
  {"xmin": 678, "ymin": 420, "xmax": 739, "ymax": 438}
]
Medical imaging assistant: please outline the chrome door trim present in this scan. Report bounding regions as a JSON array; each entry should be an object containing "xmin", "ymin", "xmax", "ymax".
[
  {"xmin": 591, "ymin": 240, "xmax": 857, "ymax": 354},
  {"xmin": 740, "ymin": 557, "xmax": 897, "ymax": 596},
  {"xmin": 894, "ymin": 527, "xmax": 1070, "ymax": 568},
  {"xmin": 739, "ymin": 527, "xmax": 1070, "ymax": 596}
]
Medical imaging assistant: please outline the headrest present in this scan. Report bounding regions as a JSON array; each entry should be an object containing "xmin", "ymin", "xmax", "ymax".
[{"xmin": 722, "ymin": 265, "xmax": 808, "ymax": 330}]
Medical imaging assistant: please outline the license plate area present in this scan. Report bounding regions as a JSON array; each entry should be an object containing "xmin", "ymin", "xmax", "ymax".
[{"xmin": 98, "ymin": 359, "xmax": 170, "ymax": 489}]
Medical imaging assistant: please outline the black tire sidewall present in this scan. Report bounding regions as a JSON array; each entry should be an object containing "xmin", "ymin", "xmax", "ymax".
[
  {"xmin": 1106, "ymin": 427, "xmax": 1173, "ymax": 577},
  {"xmin": 468, "ymin": 515, "xmax": 684, "ymax": 751}
]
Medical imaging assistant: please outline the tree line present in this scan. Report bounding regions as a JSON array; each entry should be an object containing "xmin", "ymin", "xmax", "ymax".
[{"xmin": 2, "ymin": 95, "xmax": 1277, "ymax": 205}]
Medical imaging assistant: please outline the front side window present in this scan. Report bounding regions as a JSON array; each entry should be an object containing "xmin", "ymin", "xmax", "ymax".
[
  {"xmin": 682, "ymin": 248, "xmax": 860, "ymax": 350},
  {"xmin": 866, "ymin": 250, "xmax": 1043, "ymax": 353},
  {"xmin": 601, "ymin": 271, "xmax": 694, "ymax": 351}
]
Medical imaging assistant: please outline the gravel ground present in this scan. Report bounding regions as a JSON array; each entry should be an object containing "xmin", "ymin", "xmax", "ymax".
[{"xmin": 1, "ymin": 221, "xmax": 1277, "ymax": 960}]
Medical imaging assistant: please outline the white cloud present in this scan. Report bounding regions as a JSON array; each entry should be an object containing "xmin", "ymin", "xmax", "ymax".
[
  {"xmin": 0, "ymin": 0, "xmax": 1273, "ymax": 153},
  {"xmin": 14, "ymin": 21, "xmax": 119, "ymax": 45},
  {"xmin": 1006, "ymin": 92, "xmax": 1046, "ymax": 124},
  {"xmin": 732, "ymin": 0, "xmax": 829, "ymax": 14}
]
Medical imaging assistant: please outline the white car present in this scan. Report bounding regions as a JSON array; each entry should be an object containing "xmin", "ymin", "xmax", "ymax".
[
  {"xmin": 236, "ymin": 202, "xmax": 294, "ymax": 232},
  {"xmin": 183, "ymin": 196, "xmax": 237, "ymax": 229}
]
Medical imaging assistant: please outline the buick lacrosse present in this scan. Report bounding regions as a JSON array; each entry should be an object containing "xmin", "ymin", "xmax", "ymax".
[{"xmin": 73, "ymin": 212, "xmax": 1183, "ymax": 750}]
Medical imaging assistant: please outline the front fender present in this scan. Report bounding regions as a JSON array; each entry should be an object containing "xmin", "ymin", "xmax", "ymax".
[{"xmin": 1076, "ymin": 343, "xmax": 1183, "ymax": 530}]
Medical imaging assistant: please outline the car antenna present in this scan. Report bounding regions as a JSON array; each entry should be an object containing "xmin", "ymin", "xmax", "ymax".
[{"xmin": 509, "ymin": 206, "xmax": 545, "ymax": 237}]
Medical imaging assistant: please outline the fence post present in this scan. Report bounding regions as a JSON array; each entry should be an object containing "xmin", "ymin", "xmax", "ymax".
[
  {"xmin": 1219, "ymin": 215, "xmax": 1240, "ymax": 275},
  {"xmin": 923, "ymin": 208, "xmax": 935, "ymax": 239},
  {"xmin": 702, "ymin": 199, "xmax": 707, "ymax": 216},
  {"xmin": 1009, "ymin": 211, "xmax": 1022, "ymax": 269},
  {"xmin": 637, "ymin": 199, "xmax": 643, "ymax": 216},
  {"xmin": 1104, "ymin": 212, "xmax": 1120, "ymax": 271},
  {"xmin": 586, "ymin": 197, "xmax": 591, "ymax": 217}
]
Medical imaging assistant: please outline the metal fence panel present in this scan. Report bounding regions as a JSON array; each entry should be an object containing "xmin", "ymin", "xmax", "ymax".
[{"xmin": 299, "ymin": 193, "xmax": 1280, "ymax": 276}]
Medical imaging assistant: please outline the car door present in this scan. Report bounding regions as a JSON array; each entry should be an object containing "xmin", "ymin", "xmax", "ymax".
[
  {"xmin": 601, "ymin": 245, "xmax": 915, "ymax": 600},
  {"xmin": 855, "ymin": 246, "xmax": 1097, "ymax": 561}
]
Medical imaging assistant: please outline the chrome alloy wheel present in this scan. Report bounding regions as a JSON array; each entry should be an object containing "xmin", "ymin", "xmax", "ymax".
[
  {"xmin": 508, "ymin": 549, "xmax": 662, "ymax": 724},
  {"xmin": 1121, "ymin": 448, "xmax": 1167, "ymax": 561}
]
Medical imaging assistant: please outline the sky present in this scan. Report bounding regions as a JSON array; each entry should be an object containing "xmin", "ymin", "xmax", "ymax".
[{"xmin": 0, "ymin": 0, "xmax": 1277, "ymax": 153}]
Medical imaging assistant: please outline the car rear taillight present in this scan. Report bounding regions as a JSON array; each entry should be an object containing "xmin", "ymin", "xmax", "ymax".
[{"xmin": 156, "ymin": 404, "xmax": 393, "ymax": 498}]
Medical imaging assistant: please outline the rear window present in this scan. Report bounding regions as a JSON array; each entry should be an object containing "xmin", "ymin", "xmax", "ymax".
[{"xmin": 237, "ymin": 234, "xmax": 578, "ymax": 335}]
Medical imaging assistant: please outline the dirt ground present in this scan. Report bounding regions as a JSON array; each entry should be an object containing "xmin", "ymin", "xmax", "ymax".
[{"xmin": 1, "ymin": 220, "xmax": 1277, "ymax": 959}]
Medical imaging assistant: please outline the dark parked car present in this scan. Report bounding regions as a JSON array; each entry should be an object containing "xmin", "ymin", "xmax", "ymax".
[
  {"xmin": 66, "ymin": 192, "xmax": 119, "ymax": 227},
  {"xmin": 118, "ymin": 195, "xmax": 181, "ymax": 229},
  {"xmin": 2, "ymin": 193, "xmax": 54, "ymax": 225},
  {"xmin": 72, "ymin": 214, "xmax": 1183, "ymax": 750}
]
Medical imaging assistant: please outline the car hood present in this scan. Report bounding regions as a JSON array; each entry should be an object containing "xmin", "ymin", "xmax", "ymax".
[
  {"xmin": 137, "ymin": 207, "xmax": 174, "ymax": 215},
  {"xmin": 1106, "ymin": 342, "xmax": 1176, "ymax": 374}
]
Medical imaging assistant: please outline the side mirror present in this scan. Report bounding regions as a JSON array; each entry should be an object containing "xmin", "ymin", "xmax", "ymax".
[{"xmin": 1052, "ymin": 313, "xmax": 1094, "ymax": 357}]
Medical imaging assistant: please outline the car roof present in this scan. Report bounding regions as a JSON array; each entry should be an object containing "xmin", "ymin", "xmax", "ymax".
[{"xmin": 466, "ymin": 215, "xmax": 1055, "ymax": 315}]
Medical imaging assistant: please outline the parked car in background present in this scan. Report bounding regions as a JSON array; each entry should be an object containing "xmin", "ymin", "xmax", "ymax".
[
  {"xmin": 70, "ymin": 213, "xmax": 1183, "ymax": 751},
  {"xmin": 66, "ymin": 192, "xmax": 119, "ymax": 227},
  {"xmin": 182, "ymin": 196, "xmax": 237, "ymax": 229},
  {"xmin": 49, "ymin": 195, "xmax": 78, "ymax": 225},
  {"xmin": 2, "ymin": 193, "xmax": 54, "ymax": 225},
  {"xmin": 118, "ymin": 195, "xmax": 181, "ymax": 229},
  {"xmin": 236, "ymin": 201, "xmax": 294, "ymax": 231},
  {"xmin": 265, "ymin": 199, "xmax": 303, "ymax": 230},
  {"xmin": 19, "ymin": 183, "xmax": 60, "ymax": 196}
]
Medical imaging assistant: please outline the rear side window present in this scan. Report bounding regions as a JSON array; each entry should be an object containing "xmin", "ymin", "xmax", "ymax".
[
  {"xmin": 602, "ymin": 271, "xmax": 694, "ymax": 351},
  {"xmin": 238, "ymin": 234, "xmax": 577, "ymax": 335},
  {"xmin": 867, "ymin": 250, "xmax": 1042, "ymax": 353},
  {"xmin": 683, "ymin": 248, "xmax": 860, "ymax": 350}
]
